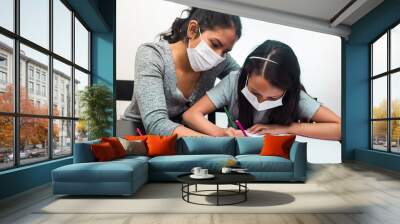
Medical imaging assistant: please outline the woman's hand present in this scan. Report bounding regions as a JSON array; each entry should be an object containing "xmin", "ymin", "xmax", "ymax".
[
  {"xmin": 247, "ymin": 124, "xmax": 289, "ymax": 135},
  {"xmin": 221, "ymin": 127, "xmax": 244, "ymax": 137}
]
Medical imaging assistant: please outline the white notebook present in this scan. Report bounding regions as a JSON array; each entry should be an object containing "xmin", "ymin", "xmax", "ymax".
[
  {"xmin": 246, "ymin": 132, "xmax": 264, "ymax": 137},
  {"xmin": 246, "ymin": 132, "xmax": 291, "ymax": 137}
]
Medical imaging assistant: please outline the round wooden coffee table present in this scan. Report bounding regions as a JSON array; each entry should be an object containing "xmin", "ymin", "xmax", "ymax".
[{"xmin": 177, "ymin": 172, "xmax": 255, "ymax": 206}]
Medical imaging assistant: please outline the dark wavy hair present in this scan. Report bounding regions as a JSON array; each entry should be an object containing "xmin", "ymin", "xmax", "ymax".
[
  {"xmin": 160, "ymin": 7, "xmax": 242, "ymax": 43},
  {"xmin": 237, "ymin": 40, "xmax": 302, "ymax": 129}
]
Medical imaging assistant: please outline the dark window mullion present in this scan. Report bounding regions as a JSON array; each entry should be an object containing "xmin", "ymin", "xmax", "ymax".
[
  {"xmin": 371, "ymin": 67, "xmax": 400, "ymax": 78},
  {"xmin": 388, "ymin": 30, "xmax": 391, "ymax": 152},
  {"xmin": 71, "ymin": 10, "xmax": 76, "ymax": 155},
  {"xmin": 0, "ymin": 111, "xmax": 80, "ymax": 120},
  {"xmin": 49, "ymin": 0, "xmax": 54, "ymax": 160},
  {"xmin": 88, "ymin": 31, "xmax": 91, "ymax": 74},
  {"xmin": 13, "ymin": 0, "xmax": 20, "ymax": 167},
  {"xmin": 370, "ymin": 45, "xmax": 373, "ymax": 149},
  {"xmin": 0, "ymin": 26, "xmax": 17, "ymax": 39},
  {"xmin": 372, "ymin": 117, "xmax": 400, "ymax": 121},
  {"xmin": 74, "ymin": 64, "xmax": 90, "ymax": 74}
]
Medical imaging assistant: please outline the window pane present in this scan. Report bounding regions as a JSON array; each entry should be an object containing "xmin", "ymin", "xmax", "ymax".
[
  {"xmin": 0, "ymin": 0, "xmax": 14, "ymax": 31},
  {"xmin": 20, "ymin": 44, "xmax": 49, "ymax": 115},
  {"xmin": 75, "ymin": 120, "xmax": 88, "ymax": 143},
  {"xmin": 0, "ymin": 34, "xmax": 14, "ymax": 112},
  {"xmin": 53, "ymin": 59, "xmax": 72, "ymax": 117},
  {"xmin": 20, "ymin": 117, "xmax": 49, "ymax": 165},
  {"xmin": 53, "ymin": 0, "xmax": 72, "ymax": 60},
  {"xmin": 20, "ymin": 0, "xmax": 49, "ymax": 49},
  {"xmin": 74, "ymin": 18, "xmax": 89, "ymax": 70},
  {"xmin": 391, "ymin": 24, "xmax": 400, "ymax": 70},
  {"xmin": 0, "ymin": 116, "xmax": 13, "ymax": 170},
  {"xmin": 53, "ymin": 119, "xmax": 72, "ymax": 157},
  {"xmin": 372, "ymin": 77, "xmax": 387, "ymax": 119},
  {"xmin": 391, "ymin": 120, "xmax": 400, "ymax": 153},
  {"xmin": 372, "ymin": 121, "xmax": 388, "ymax": 151},
  {"xmin": 392, "ymin": 72, "xmax": 400, "ymax": 118},
  {"xmin": 74, "ymin": 69, "xmax": 89, "ymax": 118},
  {"xmin": 372, "ymin": 33, "xmax": 387, "ymax": 76}
]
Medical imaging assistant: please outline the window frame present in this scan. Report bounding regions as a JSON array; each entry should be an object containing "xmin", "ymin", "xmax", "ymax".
[
  {"xmin": 370, "ymin": 20, "xmax": 400, "ymax": 154},
  {"xmin": 0, "ymin": 70, "xmax": 7, "ymax": 85},
  {"xmin": 0, "ymin": 53, "xmax": 7, "ymax": 68},
  {"xmin": 0, "ymin": 0, "xmax": 92, "ymax": 171},
  {"xmin": 0, "ymin": 53, "xmax": 7, "ymax": 90}
]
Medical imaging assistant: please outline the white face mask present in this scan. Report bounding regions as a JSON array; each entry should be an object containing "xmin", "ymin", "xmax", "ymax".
[
  {"xmin": 187, "ymin": 28, "xmax": 225, "ymax": 72},
  {"xmin": 241, "ymin": 75, "xmax": 285, "ymax": 111}
]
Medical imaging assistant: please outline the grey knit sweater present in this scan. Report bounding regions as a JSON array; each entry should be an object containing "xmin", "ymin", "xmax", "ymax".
[{"xmin": 121, "ymin": 40, "xmax": 240, "ymax": 135}]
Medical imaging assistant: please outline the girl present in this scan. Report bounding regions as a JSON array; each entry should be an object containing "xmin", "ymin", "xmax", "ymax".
[
  {"xmin": 183, "ymin": 40, "xmax": 341, "ymax": 140},
  {"xmin": 120, "ymin": 8, "xmax": 242, "ymax": 137}
]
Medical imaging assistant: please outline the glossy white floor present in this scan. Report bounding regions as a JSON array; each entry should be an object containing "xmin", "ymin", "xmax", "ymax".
[{"xmin": 1, "ymin": 162, "xmax": 400, "ymax": 224}]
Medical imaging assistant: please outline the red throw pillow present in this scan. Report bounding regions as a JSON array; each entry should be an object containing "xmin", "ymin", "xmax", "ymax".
[
  {"xmin": 146, "ymin": 135, "xmax": 177, "ymax": 157},
  {"xmin": 91, "ymin": 142, "xmax": 118, "ymax": 161},
  {"xmin": 259, "ymin": 134, "xmax": 296, "ymax": 159},
  {"xmin": 101, "ymin": 137, "xmax": 127, "ymax": 158}
]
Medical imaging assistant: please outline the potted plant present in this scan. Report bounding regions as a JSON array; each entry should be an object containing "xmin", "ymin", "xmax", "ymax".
[{"xmin": 79, "ymin": 84, "xmax": 113, "ymax": 140}]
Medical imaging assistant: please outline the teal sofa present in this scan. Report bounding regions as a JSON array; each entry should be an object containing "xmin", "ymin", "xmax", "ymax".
[{"xmin": 52, "ymin": 137, "xmax": 307, "ymax": 196}]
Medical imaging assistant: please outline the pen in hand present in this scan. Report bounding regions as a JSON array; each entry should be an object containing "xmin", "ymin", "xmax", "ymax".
[{"xmin": 235, "ymin": 120, "xmax": 248, "ymax": 137}]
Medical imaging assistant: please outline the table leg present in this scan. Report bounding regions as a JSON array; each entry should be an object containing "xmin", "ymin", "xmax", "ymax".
[
  {"xmin": 195, "ymin": 184, "xmax": 197, "ymax": 192},
  {"xmin": 245, "ymin": 183, "xmax": 247, "ymax": 201},
  {"xmin": 217, "ymin": 184, "xmax": 219, "ymax": 206},
  {"xmin": 187, "ymin": 184, "xmax": 190, "ymax": 202}
]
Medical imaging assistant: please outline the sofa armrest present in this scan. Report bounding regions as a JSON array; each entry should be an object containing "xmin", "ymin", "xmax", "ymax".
[
  {"xmin": 73, "ymin": 140, "xmax": 100, "ymax": 163},
  {"xmin": 289, "ymin": 141, "xmax": 307, "ymax": 181}
]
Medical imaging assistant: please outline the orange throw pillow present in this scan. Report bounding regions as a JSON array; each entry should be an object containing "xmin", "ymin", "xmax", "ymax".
[
  {"xmin": 146, "ymin": 135, "xmax": 177, "ymax": 157},
  {"xmin": 91, "ymin": 142, "xmax": 117, "ymax": 161},
  {"xmin": 101, "ymin": 137, "xmax": 127, "ymax": 158},
  {"xmin": 259, "ymin": 134, "xmax": 296, "ymax": 159}
]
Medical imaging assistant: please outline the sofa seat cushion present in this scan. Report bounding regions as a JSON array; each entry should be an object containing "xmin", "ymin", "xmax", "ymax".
[
  {"xmin": 52, "ymin": 159, "xmax": 147, "ymax": 183},
  {"xmin": 149, "ymin": 154, "xmax": 235, "ymax": 172},
  {"xmin": 236, "ymin": 155, "xmax": 293, "ymax": 172},
  {"xmin": 116, "ymin": 155, "xmax": 150, "ymax": 163}
]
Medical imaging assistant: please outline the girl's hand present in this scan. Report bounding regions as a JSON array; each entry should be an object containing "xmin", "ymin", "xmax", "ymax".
[
  {"xmin": 221, "ymin": 127, "xmax": 244, "ymax": 137},
  {"xmin": 248, "ymin": 124, "xmax": 289, "ymax": 135}
]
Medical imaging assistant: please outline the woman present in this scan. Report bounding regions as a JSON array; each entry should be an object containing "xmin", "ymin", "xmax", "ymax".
[
  {"xmin": 121, "ymin": 7, "xmax": 242, "ymax": 137},
  {"xmin": 183, "ymin": 40, "xmax": 341, "ymax": 140}
]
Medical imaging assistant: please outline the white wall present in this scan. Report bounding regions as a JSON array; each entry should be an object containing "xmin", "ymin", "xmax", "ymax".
[
  {"xmin": 116, "ymin": 0, "xmax": 187, "ymax": 115},
  {"xmin": 116, "ymin": 0, "xmax": 342, "ymax": 163},
  {"xmin": 116, "ymin": 0, "xmax": 187, "ymax": 81}
]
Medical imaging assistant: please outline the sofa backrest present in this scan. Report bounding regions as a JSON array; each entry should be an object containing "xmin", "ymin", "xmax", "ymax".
[
  {"xmin": 73, "ymin": 137, "xmax": 237, "ymax": 162},
  {"xmin": 73, "ymin": 139, "xmax": 100, "ymax": 163},
  {"xmin": 73, "ymin": 137, "xmax": 304, "ymax": 161},
  {"xmin": 176, "ymin": 137, "xmax": 236, "ymax": 155},
  {"xmin": 235, "ymin": 137, "xmax": 264, "ymax": 155}
]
